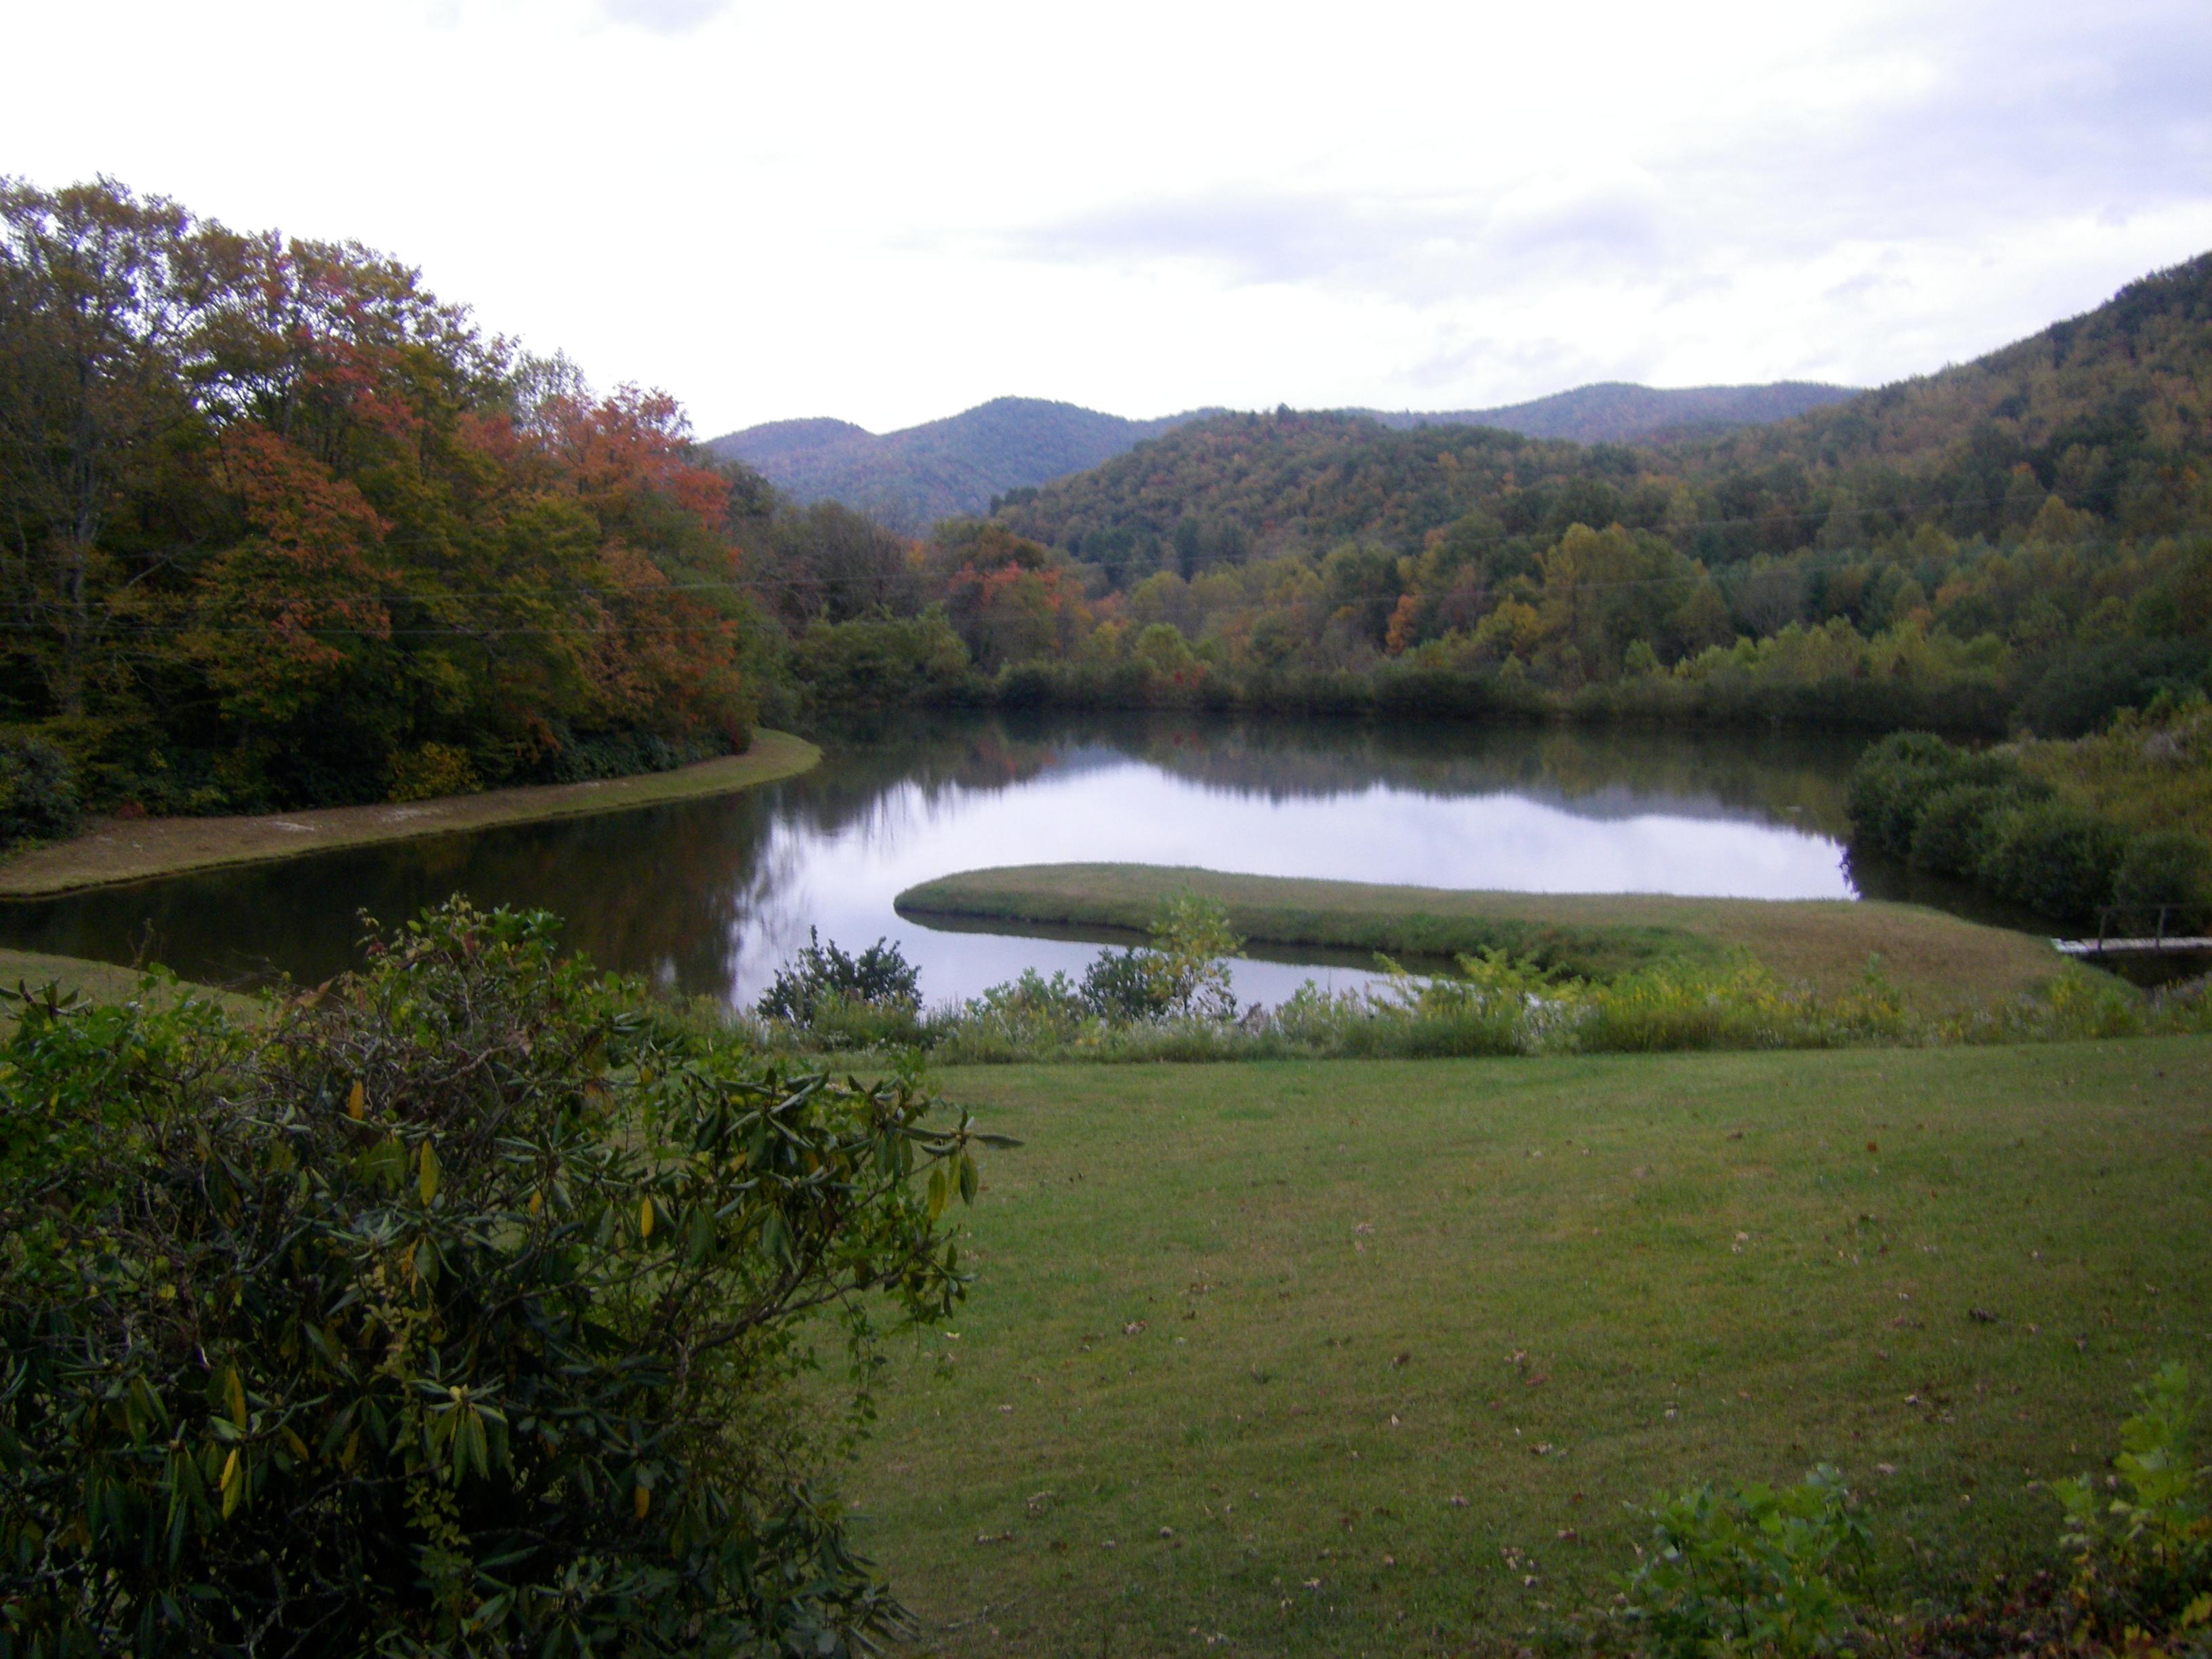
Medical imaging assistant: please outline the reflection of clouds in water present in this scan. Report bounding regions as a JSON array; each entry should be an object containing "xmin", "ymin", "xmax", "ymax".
[{"xmin": 721, "ymin": 754, "xmax": 1852, "ymax": 1008}]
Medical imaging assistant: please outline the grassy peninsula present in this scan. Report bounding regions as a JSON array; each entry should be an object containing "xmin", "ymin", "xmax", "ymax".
[
  {"xmin": 895, "ymin": 862, "xmax": 2064, "ymax": 1011},
  {"xmin": 849, "ymin": 1039, "xmax": 2212, "ymax": 1656},
  {"xmin": 0, "ymin": 731, "xmax": 818, "ymax": 899}
]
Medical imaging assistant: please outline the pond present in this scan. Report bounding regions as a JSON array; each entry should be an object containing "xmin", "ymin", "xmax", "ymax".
[{"xmin": 0, "ymin": 714, "xmax": 1893, "ymax": 1008}]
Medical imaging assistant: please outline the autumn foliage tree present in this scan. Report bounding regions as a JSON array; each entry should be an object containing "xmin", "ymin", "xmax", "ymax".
[{"xmin": 0, "ymin": 177, "xmax": 768, "ymax": 819}]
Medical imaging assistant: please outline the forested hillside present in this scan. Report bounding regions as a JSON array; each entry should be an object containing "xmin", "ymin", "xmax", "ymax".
[
  {"xmin": 0, "ymin": 179, "xmax": 771, "ymax": 827},
  {"xmin": 777, "ymin": 253, "xmax": 2211, "ymax": 738},
  {"xmin": 713, "ymin": 383, "xmax": 1859, "ymax": 532},
  {"xmin": 708, "ymin": 396, "xmax": 1206, "ymax": 532},
  {"xmin": 1362, "ymin": 380, "xmax": 1858, "ymax": 443}
]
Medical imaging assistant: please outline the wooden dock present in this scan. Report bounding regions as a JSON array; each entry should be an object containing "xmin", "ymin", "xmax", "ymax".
[{"xmin": 2053, "ymin": 935, "xmax": 2212, "ymax": 958}]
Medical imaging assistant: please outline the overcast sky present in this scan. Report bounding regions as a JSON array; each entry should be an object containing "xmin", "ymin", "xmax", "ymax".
[{"xmin": 8, "ymin": 0, "xmax": 2210, "ymax": 437}]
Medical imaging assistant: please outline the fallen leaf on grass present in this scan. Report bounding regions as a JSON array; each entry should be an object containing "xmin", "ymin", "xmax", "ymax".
[{"xmin": 1123, "ymin": 1320, "xmax": 1147, "ymax": 1336}]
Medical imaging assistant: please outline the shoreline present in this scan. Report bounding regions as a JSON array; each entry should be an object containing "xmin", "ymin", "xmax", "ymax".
[{"xmin": 0, "ymin": 730, "xmax": 821, "ymax": 899}]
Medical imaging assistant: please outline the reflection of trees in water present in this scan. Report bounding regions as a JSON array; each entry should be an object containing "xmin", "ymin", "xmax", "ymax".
[
  {"xmin": 0, "ymin": 798, "xmax": 773, "ymax": 1002},
  {"xmin": 800, "ymin": 710, "xmax": 1858, "ymax": 832},
  {"xmin": 903, "ymin": 712, "xmax": 1862, "ymax": 832}
]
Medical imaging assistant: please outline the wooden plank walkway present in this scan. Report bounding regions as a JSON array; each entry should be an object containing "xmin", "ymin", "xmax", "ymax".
[{"xmin": 2053, "ymin": 935, "xmax": 2212, "ymax": 958}]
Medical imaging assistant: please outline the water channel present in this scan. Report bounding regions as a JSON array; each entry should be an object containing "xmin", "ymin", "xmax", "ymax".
[{"xmin": 0, "ymin": 713, "xmax": 1952, "ymax": 1009}]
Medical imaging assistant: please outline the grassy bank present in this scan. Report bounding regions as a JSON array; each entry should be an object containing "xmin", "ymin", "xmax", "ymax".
[
  {"xmin": 847, "ymin": 1040, "xmax": 2212, "ymax": 1656},
  {"xmin": 0, "ymin": 730, "xmax": 819, "ymax": 897},
  {"xmin": 895, "ymin": 863, "xmax": 2065, "ymax": 1011},
  {"xmin": 0, "ymin": 947, "xmax": 256, "ymax": 1027}
]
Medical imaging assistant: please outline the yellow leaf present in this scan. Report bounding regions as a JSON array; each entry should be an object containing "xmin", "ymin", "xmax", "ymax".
[
  {"xmin": 220, "ymin": 1448, "xmax": 243, "ymax": 1518},
  {"xmin": 419, "ymin": 1141, "xmax": 440, "ymax": 1206},
  {"xmin": 224, "ymin": 1367, "xmax": 246, "ymax": 1429},
  {"xmin": 634, "ymin": 1483, "xmax": 651, "ymax": 1519},
  {"xmin": 528, "ymin": 1189, "xmax": 543, "ymax": 1216},
  {"xmin": 638, "ymin": 1197, "xmax": 655, "ymax": 1240},
  {"xmin": 346, "ymin": 1080, "xmax": 365, "ymax": 1120}
]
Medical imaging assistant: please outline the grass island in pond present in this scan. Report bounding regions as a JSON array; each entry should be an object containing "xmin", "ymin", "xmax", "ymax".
[{"xmin": 895, "ymin": 863, "xmax": 2068, "ymax": 1012}]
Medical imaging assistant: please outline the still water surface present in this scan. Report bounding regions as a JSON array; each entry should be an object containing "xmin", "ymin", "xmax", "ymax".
[{"xmin": 0, "ymin": 715, "xmax": 1878, "ymax": 1008}]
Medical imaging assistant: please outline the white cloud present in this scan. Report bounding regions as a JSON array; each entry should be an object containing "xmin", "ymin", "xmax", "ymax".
[{"xmin": 3, "ymin": 0, "xmax": 2207, "ymax": 434}]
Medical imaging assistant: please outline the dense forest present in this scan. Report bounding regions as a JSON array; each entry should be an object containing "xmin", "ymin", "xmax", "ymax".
[
  {"xmin": 784, "ymin": 252, "xmax": 2208, "ymax": 737},
  {"xmin": 0, "ymin": 178, "xmax": 790, "ymax": 824},
  {"xmin": 1359, "ymin": 379, "xmax": 1858, "ymax": 443}
]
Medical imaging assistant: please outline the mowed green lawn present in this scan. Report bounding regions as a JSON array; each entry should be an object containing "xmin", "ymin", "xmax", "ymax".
[{"xmin": 844, "ymin": 1040, "xmax": 2212, "ymax": 1656}]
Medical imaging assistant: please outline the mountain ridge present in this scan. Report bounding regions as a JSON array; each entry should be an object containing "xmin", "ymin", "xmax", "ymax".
[
  {"xmin": 988, "ymin": 249, "xmax": 2212, "ymax": 565},
  {"xmin": 707, "ymin": 381, "xmax": 1862, "ymax": 532}
]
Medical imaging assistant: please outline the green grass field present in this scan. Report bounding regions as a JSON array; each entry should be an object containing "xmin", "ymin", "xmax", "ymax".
[
  {"xmin": 895, "ymin": 863, "xmax": 2066, "ymax": 1011},
  {"xmin": 843, "ymin": 1039, "xmax": 2212, "ymax": 1656}
]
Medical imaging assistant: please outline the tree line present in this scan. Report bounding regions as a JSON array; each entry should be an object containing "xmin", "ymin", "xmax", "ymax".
[{"xmin": 773, "ymin": 254, "xmax": 2211, "ymax": 738}]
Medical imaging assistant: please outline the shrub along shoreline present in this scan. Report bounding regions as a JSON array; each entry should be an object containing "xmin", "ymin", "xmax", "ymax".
[
  {"xmin": 1847, "ymin": 715, "xmax": 2212, "ymax": 932},
  {"xmin": 0, "ymin": 730, "xmax": 819, "ymax": 897},
  {"xmin": 741, "ymin": 874, "xmax": 2212, "ymax": 1064}
]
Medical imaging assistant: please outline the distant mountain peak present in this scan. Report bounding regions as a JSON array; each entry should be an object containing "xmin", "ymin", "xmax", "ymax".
[{"xmin": 705, "ymin": 399, "xmax": 1205, "ymax": 533}]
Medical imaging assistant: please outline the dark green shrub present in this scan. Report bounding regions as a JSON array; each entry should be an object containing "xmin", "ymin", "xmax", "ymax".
[
  {"xmin": 0, "ymin": 901, "xmax": 985, "ymax": 1656},
  {"xmin": 2112, "ymin": 830, "xmax": 2212, "ymax": 934},
  {"xmin": 0, "ymin": 735, "xmax": 81, "ymax": 847},
  {"xmin": 1623, "ymin": 1465, "xmax": 1870, "ymax": 1659},
  {"xmin": 541, "ymin": 727, "xmax": 728, "ymax": 784},
  {"xmin": 1908, "ymin": 782, "xmax": 2021, "ymax": 877},
  {"xmin": 1071, "ymin": 896, "xmax": 1244, "ymax": 1025},
  {"xmin": 757, "ymin": 929, "xmax": 923, "ymax": 1023},
  {"xmin": 1976, "ymin": 800, "xmax": 2129, "ymax": 924},
  {"xmin": 1845, "ymin": 731, "xmax": 1963, "ymax": 859},
  {"xmin": 1079, "ymin": 947, "xmax": 1175, "ymax": 1021},
  {"xmin": 1847, "ymin": 733, "xmax": 2051, "ymax": 874}
]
